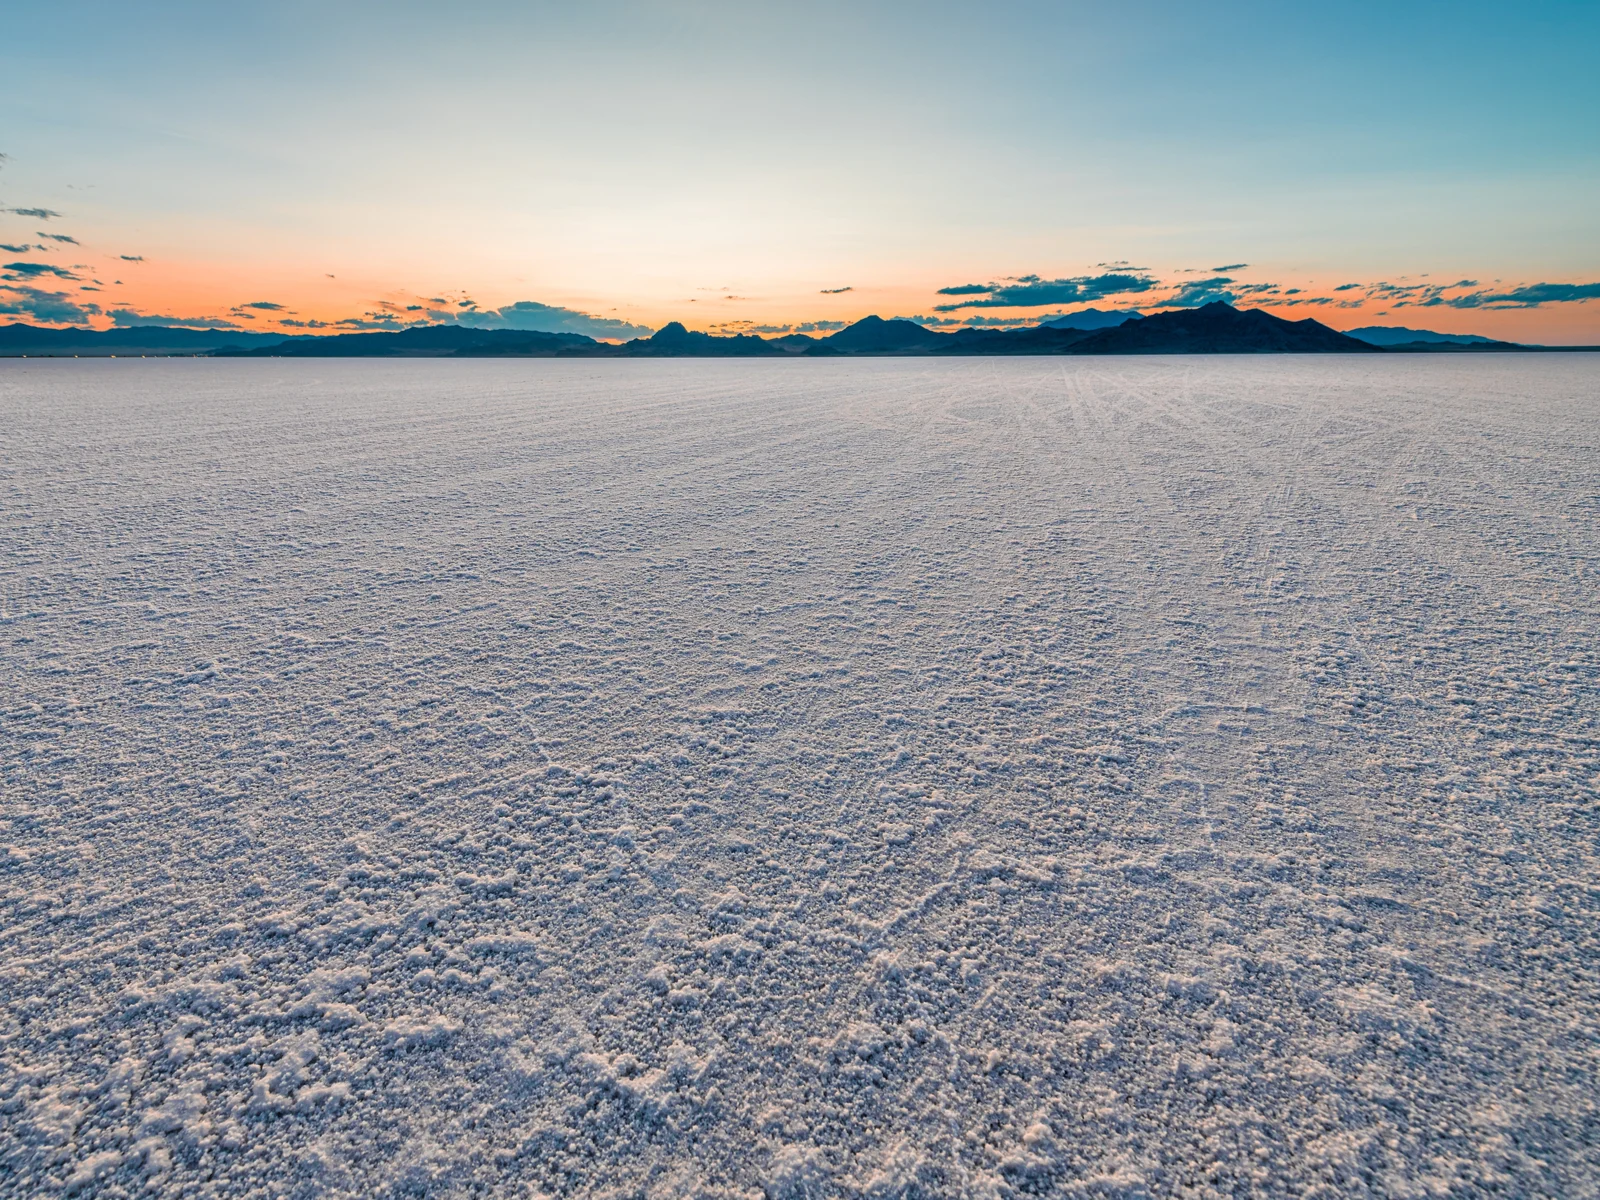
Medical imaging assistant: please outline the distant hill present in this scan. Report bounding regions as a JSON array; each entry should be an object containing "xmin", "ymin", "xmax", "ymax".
[
  {"xmin": 217, "ymin": 325, "xmax": 596, "ymax": 357},
  {"xmin": 0, "ymin": 322, "xmax": 292, "ymax": 356},
  {"xmin": 622, "ymin": 322, "xmax": 781, "ymax": 356},
  {"xmin": 934, "ymin": 324, "xmax": 1099, "ymax": 355},
  {"xmin": 1038, "ymin": 308, "xmax": 1144, "ymax": 331},
  {"xmin": 1345, "ymin": 325, "xmax": 1499, "ymax": 346},
  {"xmin": 16, "ymin": 306, "xmax": 1561, "ymax": 361},
  {"xmin": 808, "ymin": 315, "xmax": 948, "ymax": 355},
  {"xmin": 200, "ymin": 307, "xmax": 1391, "ymax": 358},
  {"xmin": 1062, "ymin": 302, "xmax": 1378, "ymax": 354},
  {"xmin": 919, "ymin": 302, "xmax": 1374, "ymax": 355}
]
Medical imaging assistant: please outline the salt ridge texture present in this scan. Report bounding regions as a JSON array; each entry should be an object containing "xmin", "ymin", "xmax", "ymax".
[{"xmin": 1, "ymin": 357, "xmax": 1597, "ymax": 1198}]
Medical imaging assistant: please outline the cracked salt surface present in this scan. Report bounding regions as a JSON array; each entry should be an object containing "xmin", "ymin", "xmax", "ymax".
[{"xmin": 2, "ymin": 356, "xmax": 1597, "ymax": 1198}]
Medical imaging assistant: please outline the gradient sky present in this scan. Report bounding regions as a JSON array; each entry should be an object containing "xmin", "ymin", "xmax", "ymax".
[{"xmin": 3, "ymin": 1, "xmax": 1598, "ymax": 341}]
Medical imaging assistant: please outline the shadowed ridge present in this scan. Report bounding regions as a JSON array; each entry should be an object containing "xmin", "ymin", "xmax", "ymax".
[
  {"xmin": 808, "ymin": 314, "xmax": 948, "ymax": 355},
  {"xmin": 1062, "ymin": 301, "xmax": 1380, "ymax": 354},
  {"xmin": 1038, "ymin": 308, "xmax": 1144, "ymax": 331},
  {"xmin": 622, "ymin": 322, "xmax": 782, "ymax": 356},
  {"xmin": 0, "ymin": 321, "xmax": 293, "ymax": 356},
  {"xmin": 1345, "ymin": 325, "xmax": 1524, "ymax": 349},
  {"xmin": 214, "ymin": 325, "xmax": 596, "ymax": 357}
]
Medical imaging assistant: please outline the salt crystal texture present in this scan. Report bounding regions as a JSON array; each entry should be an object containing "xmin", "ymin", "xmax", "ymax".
[{"xmin": 2, "ymin": 356, "xmax": 1597, "ymax": 1196}]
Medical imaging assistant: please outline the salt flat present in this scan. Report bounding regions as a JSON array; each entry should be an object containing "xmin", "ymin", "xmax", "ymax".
[{"xmin": 2, "ymin": 356, "xmax": 1597, "ymax": 1199}]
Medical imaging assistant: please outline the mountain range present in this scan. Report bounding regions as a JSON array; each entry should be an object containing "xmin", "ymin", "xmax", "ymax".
[
  {"xmin": 0, "ymin": 304, "xmax": 1583, "ymax": 358},
  {"xmin": 1039, "ymin": 308, "xmax": 1144, "ymax": 330},
  {"xmin": 1342, "ymin": 325, "xmax": 1519, "ymax": 350},
  {"xmin": 0, "ymin": 323, "xmax": 294, "ymax": 356}
]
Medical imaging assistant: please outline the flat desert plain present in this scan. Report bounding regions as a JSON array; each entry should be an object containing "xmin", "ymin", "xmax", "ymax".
[{"xmin": 2, "ymin": 356, "xmax": 1597, "ymax": 1198}]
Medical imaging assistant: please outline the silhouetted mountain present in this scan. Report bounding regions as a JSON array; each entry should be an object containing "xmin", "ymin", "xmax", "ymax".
[
  {"xmin": 1374, "ymin": 339, "xmax": 1532, "ymax": 352},
  {"xmin": 1345, "ymin": 325, "xmax": 1529, "ymax": 350},
  {"xmin": 21, "ymin": 306, "xmax": 1551, "ymax": 361},
  {"xmin": 1038, "ymin": 308, "xmax": 1144, "ymax": 331},
  {"xmin": 1063, "ymin": 302, "xmax": 1378, "ymax": 354},
  {"xmin": 0, "ymin": 322, "xmax": 292, "ymax": 356},
  {"xmin": 621, "ymin": 322, "xmax": 781, "ymax": 356},
  {"xmin": 933, "ymin": 325, "xmax": 1098, "ymax": 355},
  {"xmin": 216, "ymin": 325, "xmax": 596, "ymax": 357},
  {"xmin": 808, "ymin": 315, "xmax": 948, "ymax": 354},
  {"xmin": 1345, "ymin": 325, "xmax": 1498, "ymax": 346}
]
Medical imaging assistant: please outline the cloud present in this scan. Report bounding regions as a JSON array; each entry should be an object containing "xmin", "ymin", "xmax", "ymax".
[
  {"xmin": 1354, "ymin": 277, "xmax": 1596, "ymax": 311},
  {"xmin": 108, "ymin": 308, "xmax": 240, "ymax": 330},
  {"xmin": 1333, "ymin": 283, "xmax": 1360, "ymax": 291},
  {"xmin": 0, "ymin": 284, "xmax": 98, "ymax": 325},
  {"xmin": 933, "ymin": 272, "xmax": 1158, "ymax": 311},
  {"xmin": 455, "ymin": 299, "xmax": 654, "ymax": 340},
  {"xmin": 794, "ymin": 320, "xmax": 847, "ymax": 332},
  {"xmin": 881, "ymin": 314, "xmax": 965, "ymax": 328},
  {"xmin": 1151, "ymin": 276, "xmax": 1237, "ymax": 308},
  {"xmin": 235, "ymin": 300, "xmax": 285, "ymax": 311},
  {"xmin": 1212, "ymin": 263, "xmax": 1248, "ymax": 272},
  {"xmin": 1446, "ymin": 281, "xmax": 1600, "ymax": 308},
  {"xmin": 277, "ymin": 318, "xmax": 328, "ymax": 329},
  {"xmin": 333, "ymin": 316, "xmax": 408, "ymax": 331},
  {"xmin": 3, "ymin": 261, "xmax": 80, "ymax": 280},
  {"xmin": 0, "ymin": 243, "xmax": 31, "ymax": 253},
  {"xmin": 5, "ymin": 207, "xmax": 62, "ymax": 220},
  {"xmin": 819, "ymin": 286, "xmax": 853, "ymax": 294},
  {"xmin": 119, "ymin": 254, "xmax": 144, "ymax": 262},
  {"xmin": 38, "ymin": 232, "xmax": 78, "ymax": 245}
]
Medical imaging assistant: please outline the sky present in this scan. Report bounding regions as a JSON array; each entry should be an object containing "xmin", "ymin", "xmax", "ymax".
[{"xmin": 2, "ymin": 0, "xmax": 1598, "ymax": 342}]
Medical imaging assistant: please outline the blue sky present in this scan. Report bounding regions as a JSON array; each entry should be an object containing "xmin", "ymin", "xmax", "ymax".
[{"xmin": 2, "ymin": 1, "xmax": 1597, "ymax": 339}]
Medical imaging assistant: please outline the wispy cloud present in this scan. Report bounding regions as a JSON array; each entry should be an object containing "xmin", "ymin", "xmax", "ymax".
[
  {"xmin": 1149, "ymin": 276, "xmax": 1236, "ymax": 308},
  {"xmin": 235, "ymin": 300, "xmax": 286, "ymax": 311},
  {"xmin": 456, "ymin": 299, "xmax": 654, "ymax": 340},
  {"xmin": 0, "ymin": 284, "xmax": 98, "ymax": 325},
  {"xmin": 958, "ymin": 315, "xmax": 1035, "ymax": 327},
  {"xmin": 5, "ymin": 207, "xmax": 63, "ymax": 220},
  {"xmin": 0, "ymin": 243, "xmax": 32, "ymax": 253},
  {"xmin": 333, "ymin": 316, "xmax": 408, "ymax": 331},
  {"xmin": 1440, "ymin": 281, "xmax": 1600, "ymax": 308},
  {"xmin": 1212, "ymin": 263, "xmax": 1248, "ymax": 272},
  {"xmin": 3, "ymin": 261, "xmax": 80, "ymax": 280},
  {"xmin": 891, "ymin": 314, "xmax": 963, "ymax": 327},
  {"xmin": 933, "ymin": 272, "xmax": 1157, "ymax": 311},
  {"xmin": 119, "ymin": 254, "xmax": 144, "ymax": 262},
  {"xmin": 38, "ymin": 232, "xmax": 78, "ymax": 245},
  {"xmin": 108, "ymin": 308, "xmax": 240, "ymax": 330},
  {"xmin": 820, "ymin": 286, "xmax": 852, "ymax": 294}
]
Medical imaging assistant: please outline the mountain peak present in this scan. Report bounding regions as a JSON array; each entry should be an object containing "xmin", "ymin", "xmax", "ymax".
[
  {"xmin": 1038, "ymin": 307, "xmax": 1144, "ymax": 331},
  {"xmin": 813, "ymin": 314, "xmax": 945, "ymax": 355}
]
